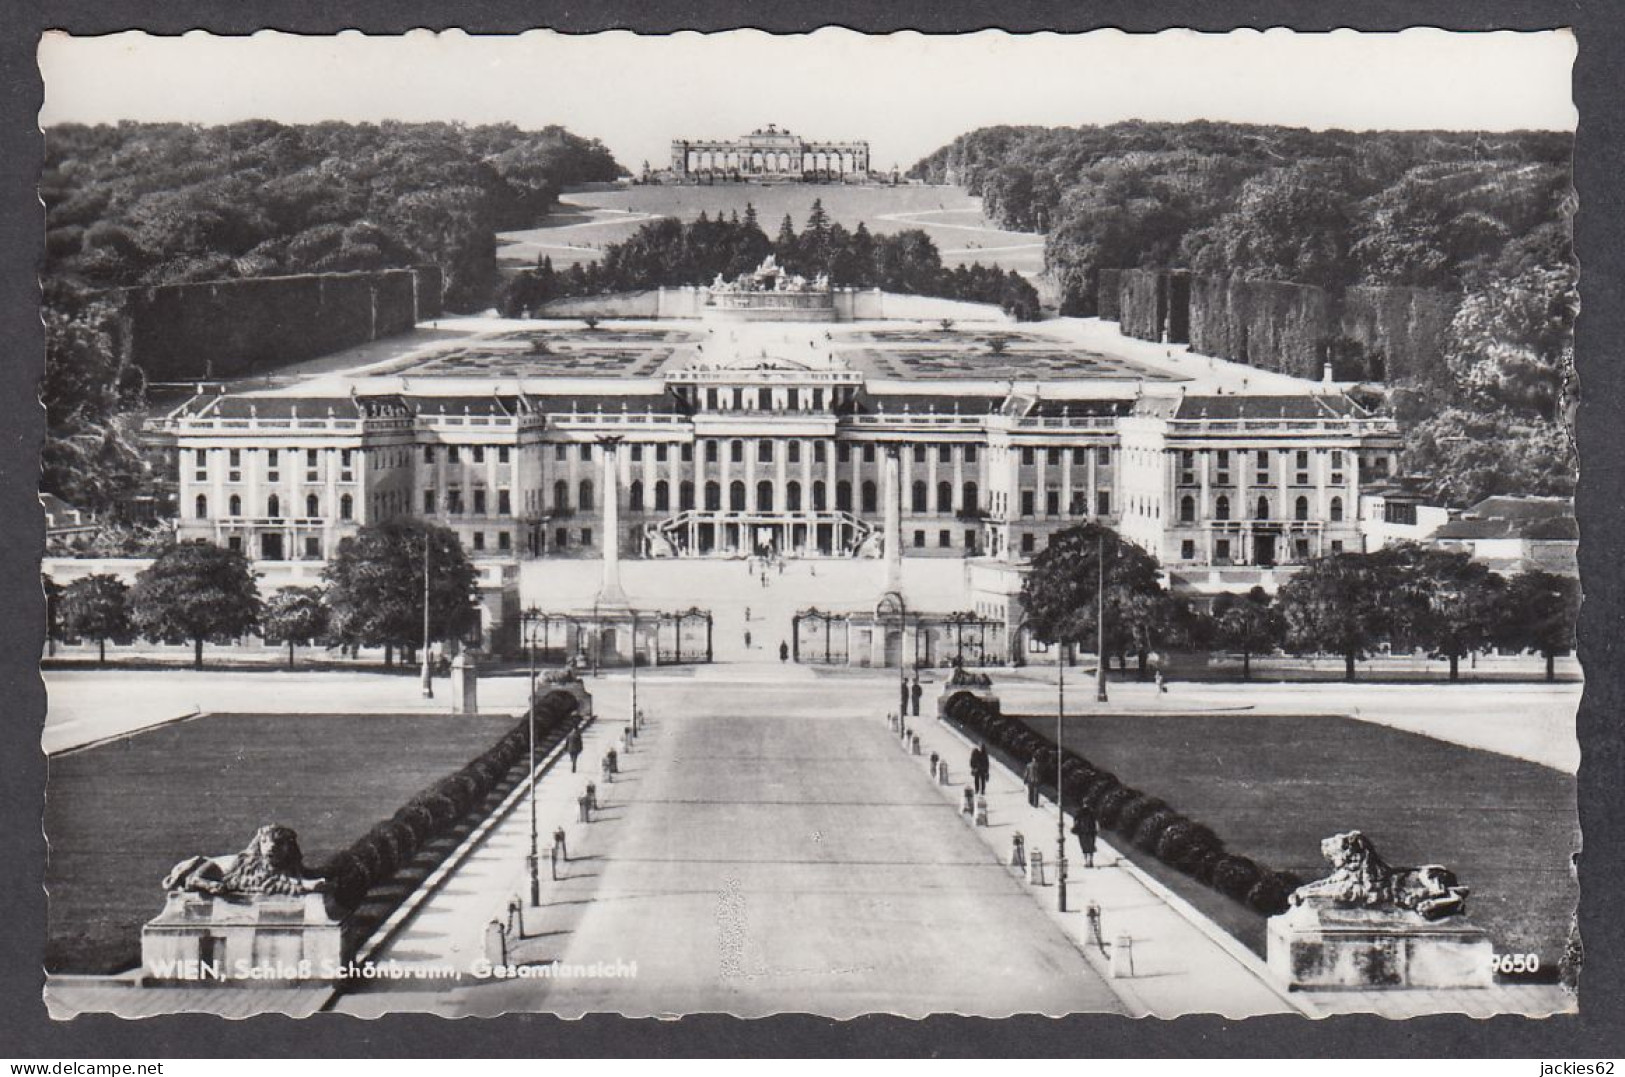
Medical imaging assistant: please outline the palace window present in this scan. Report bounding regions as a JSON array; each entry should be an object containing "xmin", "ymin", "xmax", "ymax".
[
  {"xmin": 839, "ymin": 444, "xmax": 851, "ymax": 464},
  {"xmin": 555, "ymin": 445, "xmax": 568, "ymax": 461},
  {"xmin": 449, "ymin": 446, "xmax": 461, "ymax": 464},
  {"xmin": 1330, "ymin": 496, "xmax": 1344, "ymax": 522},
  {"xmin": 1096, "ymin": 490, "xmax": 1111, "ymax": 515},
  {"xmin": 1216, "ymin": 495, "xmax": 1230, "ymax": 520},
  {"xmin": 499, "ymin": 531, "xmax": 511, "ymax": 551},
  {"xmin": 813, "ymin": 481, "xmax": 827, "ymax": 510},
  {"xmin": 473, "ymin": 532, "xmax": 486, "ymax": 552},
  {"xmin": 578, "ymin": 480, "xmax": 594, "ymax": 511},
  {"xmin": 937, "ymin": 481, "xmax": 953, "ymax": 514},
  {"xmin": 788, "ymin": 441, "xmax": 801, "ymax": 464},
  {"xmin": 425, "ymin": 491, "xmax": 437, "ymax": 514},
  {"xmin": 705, "ymin": 441, "xmax": 718, "ymax": 463},
  {"xmin": 863, "ymin": 445, "xmax": 876, "ymax": 464},
  {"xmin": 814, "ymin": 442, "xmax": 827, "ymax": 464},
  {"xmin": 758, "ymin": 440, "xmax": 773, "ymax": 463},
  {"xmin": 786, "ymin": 481, "xmax": 802, "ymax": 511},
  {"xmin": 1047, "ymin": 447, "xmax": 1060, "ymax": 466},
  {"xmin": 860, "ymin": 481, "xmax": 877, "ymax": 514},
  {"xmin": 341, "ymin": 494, "xmax": 353, "ymax": 521},
  {"xmin": 681, "ymin": 444, "xmax": 693, "ymax": 463},
  {"xmin": 1256, "ymin": 496, "xmax": 1271, "ymax": 520},
  {"xmin": 473, "ymin": 490, "xmax": 487, "ymax": 515},
  {"xmin": 556, "ymin": 528, "xmax": 569, "ymax": 550},
  {"xmin": 939, "ymin": 445, "xmax": 951, "ymax": 464},
  {"xmin": 654, "ymin": 481, "xmax": 669, "ymax": 512},
  {"xmin": 965, "ymin": 446, "xmax": 977, "ymax": 463},
  {"xmin": 837, "ymin": 481, "xmax": 853, "ymax": 512},
  {"xmin": 757, "ymin": 481, "xmax": 774, "ymax": 511},
  {"xmin": 1021, "ymin": 491, "xmax": 1035, "ymax": 517},
  {"xmin": 1216, "ymin": 539, "xmax": 1231, "ymax": 562},
  {"xmin": 1021, "ymin": 533, "xmax": 1035, "ymax": 555},
  {"xmin": 679, "ymin": 481, "xmax": 694, "ymax": 510},
  {"xmin": 1180, "ymin": 496, "xmax": 1196, "ymax": 523},
  {"xmin": 629, "ymin": 482, "xmax": 644, "ymax": 511},
  {"xmin": 1097, "ymin": 446, "xmax": 1111, "ymax": 465},
  {"xmin": 266, "ymin": 494, "xmax": 280, "ymax": 519},
  {"xmin": 228, "ymin": 494, "xmax": 241, "ymax": 516},
  {"xmin": 730, "ymin": 481, "xmax": 747, "ymax": 511},
  {"xmin": 580, "ymin": 528, "xmax": 593, "ymax": 547},
  {"xmin": 195, "ymin": 494, "xmax": 208, "ymax": 519},
  {"xmin": 1022, "ymin": 447, "xmax": 1035, "ymax": 466},
  {"xmin": 580, "ymin": 445, "xmax": 592, "ymax": 462},
  {"xmin": 705, "ymin": 482, "xmax": 721, "ymax": 511},
  {"xmin": 1181, "ymin": 540, "xmax": 1196, "ymax": 560},
  {"xmin": 306, "ymin": 494, "xmax": 320, "ymax": 518},
  {"xmin": 553, "ymin": 480, "xmax": 570, "ymax": 512},
  {"xmin": 499, "ymin": 447, "xmax": 511, "ymax": 464},
  {"xmin": 1046, "ymin": 490, "xmax": 1060, "ymax": 517},
  {"xmin": 914, "ymin": 445, "xmax": 927, "ymax": 464},
  {"xmin": 731, "ymin": 440, "xmax": 745, "ymax": 464},
  {"xmin": 499, "ymin": 490, "xmax": 511, "ymax": 516},
  {"xmin": 1295, "ymin": 496, "xmax": 1310, "ymax": 521},
  {"xmin": 912, "ymin": 481, "xmax": 928, "ymax": 513},
  {"xmin": 473, "ymin": 446, "xmax": 485, "ymax": 464},
  {"xmin": 629, "ymin": 445, "xmax": 642, "ymax": 463}
]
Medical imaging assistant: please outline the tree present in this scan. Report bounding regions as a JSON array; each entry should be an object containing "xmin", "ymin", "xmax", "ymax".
[
  {"xmin": 42, "ymin": 575, "xmax": 63, "ymax": 655},
  {"xmin": 1497, "ymin": 569, "xmax": 1579, "ymax": 682},
  {"xmin": 1020, "ymin": 523, "xmax": 1167, "ymax": 668},
  {"xmin": 323, "ymin": 519, "xmax": 479, "ymax": 665},
  {"xmin": 262, "ymin": 586, "xmax": 331, "ymax": 670},
  {"xmin": 1276, "ymin": 551, "xmax": 1401, "ymax": 680},
  {"xmin": 1399, "ymin": 548, "xmax": 1505, "ymax": 680},
  {"xmin": 59, "ymin": 573, "xmax": 132, "ymax": 664},
  {"xmin": 1211, "ymin": 586, "xmax": 1285, "ymax": 680},
  {"xmin": 130, "ymin": 542, "xmax": 262, "ymax": 668}
]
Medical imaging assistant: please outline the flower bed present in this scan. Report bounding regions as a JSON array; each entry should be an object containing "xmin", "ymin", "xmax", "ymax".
[{"xmin": 941, "ymin": 691, "xmax": 1303, "ymax": 917}]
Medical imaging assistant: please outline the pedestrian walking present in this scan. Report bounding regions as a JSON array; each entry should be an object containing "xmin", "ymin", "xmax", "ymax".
[
  {"xmin": 970, "ymin": 742, "xmax": 990, "ymax": 795},
  {"xmin": 899, "ymin": 678, "xmax": 910, "ymax": 716},
  {"xmin": 1023, "ymin": 757, "xmax": 1040, "ymax": 808},
  {"xmin": 744, "ymin": 629, "xmax": 752, "ymax": 649},
  {"xmin": 566, "ymin": 724, "xmax": 584, "ymax": 773},
  {"xmin": 1071, "ymin": 806, "xmax": 1098, "ymax": 869},
  {"xmin": 779, "ymin": 640, "xmax": 789, "ymax": 662},
  {"xmin": 909, "ymin": 675, "xmax": 923, "ymax": 717},
  {"xmin": 1155, "ymin": 669, "xmax": 1168, "ymax": 694}
]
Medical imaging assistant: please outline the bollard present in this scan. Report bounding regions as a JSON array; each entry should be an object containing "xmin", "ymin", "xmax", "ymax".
[
  {"xmin": 577, "ymin": 793, "xmax": 592, "ymax": 823},
  {"xmin": 620, "ymin": 727, "xmax": 632, "ymax": 754},
  {"xmin": 553, "ymin": 826, "xmax": 568, "ymax": 862},
  {"xmin": 961, "ymin": 787, "xmax": 975, "ymax": 815},
  {"xmin": 1111, "ymin": 933, "xmax": 1135, "ymax": 979},
  {"xmin": 607, "ymin": 748, "xmax": 619, "ymax": 774},
  {"xmin": 550, "ymin": 840, "xmax": 561, "ymax": 880},
  {"xmin": 507, "ymin": 895, "xmax": 524, "ymax": 938},
  {"xmin": 974, "ymin": 794, "xmax": 989, "ymax": 827},
  {"xmin": 1028, "ymin": 849, "xmax": 1046, "ymax": 886},
  {"xmin": 1010, "ymin": 832, "xmax": 1026, "ymax": 868},
  {"xmin": 586, "ymin": 780, "xmax": 598, "ymax": 809},
  {"xmin": 910, "ymin": 734, "xmax": 921, "ymax": 756},
  {"xmin": 601, "ymin": 755, "xmax": 614, "ymax": 783},
  {"xmin": 484, "ymin": 919, "xmax": 507, "ymax": 967},
  {"xmin": 938, "ymin": 763, "xmax": 951, "ymax": 786},
  {"xmin": 929, "ymin": 751, "xmax": 940, "ymax": 772},
  {"xmin": 888, "ymin": 712, "xmax": 899, "ymax": 732}
]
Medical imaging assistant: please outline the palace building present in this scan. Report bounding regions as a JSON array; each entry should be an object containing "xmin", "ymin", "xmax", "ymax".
[
  {"xmin": 670, "ymin": 124, "xmax": 870, "ymax": 181},
  {"xmin": 148, "ymin": 265, "xmax": 1402, "ymax": 662}
]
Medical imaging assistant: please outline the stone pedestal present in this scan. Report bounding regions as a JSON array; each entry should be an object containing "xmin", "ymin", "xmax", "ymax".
[
  {"xmin": 452, "ymin": 653, "xmax": 478, "ymax": 714},
  {"xmin": 141, "ymin": 891, "xmax": 343, "ymax": 983},
  {"xmin": 1267, "ymin": 899, "xmax": 1494, "ymax": 990}
]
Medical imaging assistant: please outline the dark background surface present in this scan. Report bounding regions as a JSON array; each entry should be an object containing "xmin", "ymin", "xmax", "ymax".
[{"xmin": 3, "ymin": 0, "xmax": 1622, "ymax": 1058}]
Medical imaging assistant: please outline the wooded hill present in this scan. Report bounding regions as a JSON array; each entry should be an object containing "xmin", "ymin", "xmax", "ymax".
[{"xmin": 912, "ymin": 122, "xmax": 1577, "ymax": 507}]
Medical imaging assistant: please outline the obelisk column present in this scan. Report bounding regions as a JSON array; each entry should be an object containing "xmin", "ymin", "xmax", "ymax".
[
  {"xmin": 597, "ymin": 437, "xmax": 629, "ymax": 606},
  {"xmin": 883, "ymin": 446, "xmax": 902, "ymax": 592}
]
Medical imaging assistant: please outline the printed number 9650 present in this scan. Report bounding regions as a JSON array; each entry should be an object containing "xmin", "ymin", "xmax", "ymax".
[{"xmin": 1492, "ymin": 953, "xmax": 1541, "ymax": 974}]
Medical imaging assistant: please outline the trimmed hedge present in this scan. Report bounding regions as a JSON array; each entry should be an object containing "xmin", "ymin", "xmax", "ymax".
[
  {"xmin": 319, "ymin": 690, "xmax": 581, "ymax": 916},
  {"xmin": 941, "ymin": 689, "xmax": 1303, "ymax": 920}
]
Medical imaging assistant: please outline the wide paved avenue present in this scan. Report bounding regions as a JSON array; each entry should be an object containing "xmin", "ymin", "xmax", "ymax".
[{"xmin": 340, "ymin": 674, "xmax": 1126, "ymax": 1018}]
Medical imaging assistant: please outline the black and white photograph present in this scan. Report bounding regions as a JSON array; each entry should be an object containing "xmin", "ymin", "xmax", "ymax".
[{"xmin": 23, "ymin": 24, "xmax": 1593, "ymax": 1031}]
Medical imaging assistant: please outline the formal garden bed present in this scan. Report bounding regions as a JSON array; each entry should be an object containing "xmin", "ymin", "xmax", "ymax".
[
  {"xmin": 943, "ymin": 694, "xmax": 1576, "ymax": 980},
  {"xmin": 45, "ymin": 704, "xmax": 579, "ymax": 974}
]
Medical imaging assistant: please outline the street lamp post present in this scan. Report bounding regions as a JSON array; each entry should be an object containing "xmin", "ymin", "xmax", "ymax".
[
  {"xmin": 1057, "ymin": 638, "xmax": 1068, "ymax": 912},
  {"xmin": 1096, "ymin": 531, "xmax": 1109, "ymax": 704},
  {"xmin": 630, "ymin": 609, "xmax": 640, "ymax": 735},
  {"xmin": 525, "ymin": 610, "xmax": 540, "ymax": 906},
  {"xmin": 420, "ymin": 535, "xmax": 434, "ymax": 699}
]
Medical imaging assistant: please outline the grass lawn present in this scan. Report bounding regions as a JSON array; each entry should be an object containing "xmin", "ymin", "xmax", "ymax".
[
  {"xmin": 45, "ymin": 712, "xmax": 520, "ymax": 974},
  {"xmin": 1017, "ymin": 712, "xmax": 1578, "ymax": 972},
  {"xmin": 498, "ymin": 183, "xmax": 1044, "ymax": 275}
]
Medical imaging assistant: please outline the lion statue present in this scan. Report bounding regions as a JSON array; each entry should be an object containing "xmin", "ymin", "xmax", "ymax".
[
  {"xmin": 1289, "ymin": 830, "xmax": 1468, "ymax": 921},
  {"xmin": 162, "ymin": 824, "xmax": 327, "ymax": 897}
]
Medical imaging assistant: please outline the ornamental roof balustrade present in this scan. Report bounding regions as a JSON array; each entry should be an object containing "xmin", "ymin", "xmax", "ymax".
[
  {"xmin": 843, "ymin": 412, "xmax": 986, "ymax": 429},
  {"xmin": 1163, "ymin": 416, "xmax": 1400, "ymax": 436}
]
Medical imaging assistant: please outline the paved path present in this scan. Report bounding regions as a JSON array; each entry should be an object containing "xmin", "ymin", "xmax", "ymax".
[{"xmin": 336, "ymin": 675, "xmax": 1127, "ymax": 1018}]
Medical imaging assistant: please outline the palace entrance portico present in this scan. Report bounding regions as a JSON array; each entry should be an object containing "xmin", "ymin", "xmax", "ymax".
[{"xmin": 646, "ymin": 508, "xmax": 875, "ymax": 558}]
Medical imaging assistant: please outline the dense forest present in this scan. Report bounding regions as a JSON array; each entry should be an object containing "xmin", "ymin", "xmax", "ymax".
[
  {"xmin": 912, "ymin": 122, "xmax": 1577, "ymax": 506},
  {"xmin": 503, "ymin": 200, "xmax": 1042, "ymax": 319},
  {"xmin": 40, "ymin": 120, "xmax": 623, "ymax": 517},
  {"xmin": 44, "ymin": 120, "xmax": 624, "ymax": 312}
]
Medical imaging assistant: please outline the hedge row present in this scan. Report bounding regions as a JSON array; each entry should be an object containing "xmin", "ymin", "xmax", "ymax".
[
  {"xmin": 942, "ymin": 692, "xmax": 1301, "ymax": 916},
  {"xmin": 319, "ymin": 690, "xmax": 581, "ymax": 911}
]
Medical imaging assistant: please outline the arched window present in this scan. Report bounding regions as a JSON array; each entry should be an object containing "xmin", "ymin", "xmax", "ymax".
[
  {"xmin": 1256, "ymin": 496, "xmax": 1270, "ymax": 520},
  {"xmin": 228, "ymin": 494, "xmax": 241, "ymax": 516},
  {"xmin": 937, "ymin": 481, "xmax": 953, "ymax": 514},
  {"xmin": 704, "ymin": 481, "xmax": 721, "ymax": 511},
  {"xmin": 340, "ymin": 494, "xmax": 353, "ymax": 521},
  {"xmin": 861, "ymin": 481, "xmax": 878, "ymax": 514},
  {"xmin": 786, "ymin": 481, "xmax": 802, "ymax": 511},
  {"xmin": 729, "ymin": 481, "xmax": 747, "ymax": 511},
  {"xmin": 836, "ymin": 481, "xmax": 852, "ymax": 512},
  {"xmin": 578, "ymin": 480, "xmax": 594, "ymax": 512},
  {"xmin": 812, "ymin": 481, "xmax": 827, "ymax": 511},
  {"xmin": 267, "ymin": 494, "xmax": 280, "ymax": 519},
  {"xmin": 1215, "ymin": 495, "xmax": 1230, "ymax": 520},
  {"xmin": 1330, "ymin": 496, "xmax": 1344, "ymax": 522},
  {"xmin": 195, "ymin": 494, "xmax": 209, "ymax": 519},
  {"xmin": 1180, "ymin": 495, "xmax": 1196, "ymax": 523},
  {"xmin": 1294, "ymin": 496, "xmax": 1310, "ymax": 521},
  {"xmin": 962, "ymin": 481, "xmax": 979, "ymax": 515},
  {"xmin": 730, "ymin": 439, "xmax": 744, "ymax": 463},
  {"xmin": 629, "ymin": 481, "xmax": 645, "ymax": 512},
  {"xmin": 306, "ymin": 494, "xmax": 320, "ymax": 518},
  {"xmin": 756, "ymin": 480, "xmax": 774, "ymax": 511},
  {"xmin": 679, "ymin": 481, "xmax": 694, "ymax": 511},
  {"xmin": 554, "ymin": 480, "xmax": 570, "ymax": 512},
  {"xmin": 654, "ymin": 480, "xmax": 670, "ymax": 512},
  {"xmin": 911, "ymin": 480, "xmax": 928, "ymax": 513}
]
